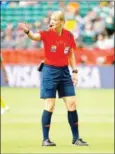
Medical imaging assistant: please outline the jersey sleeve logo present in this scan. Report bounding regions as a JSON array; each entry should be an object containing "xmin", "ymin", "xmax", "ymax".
[
  {"xmin": 50, "ymin": 45, "xmax": 57, "ymax": 52},
  {"xmin": 64, "ymin": 46, "xmax": 70, "ymax": 54}
]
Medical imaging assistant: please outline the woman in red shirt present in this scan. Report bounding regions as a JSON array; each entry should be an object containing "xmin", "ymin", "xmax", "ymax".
[{"xmin": 19, "ymin": 11, "xmax": 88, "ymax": 146}]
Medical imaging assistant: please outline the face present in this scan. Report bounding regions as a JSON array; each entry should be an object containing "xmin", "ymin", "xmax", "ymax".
[{"xmin": 49, "ymin": 14, "xmax": 63, "ymax": 30}]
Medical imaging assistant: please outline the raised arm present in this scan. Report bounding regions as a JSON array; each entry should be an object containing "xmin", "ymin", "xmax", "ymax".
[{"xmin": 19, "ymin": 23, "xmax": 41, "ymax": 41}]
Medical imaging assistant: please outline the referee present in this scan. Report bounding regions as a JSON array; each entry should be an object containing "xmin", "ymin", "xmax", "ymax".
[{"xmin": 19, "ymin": 10, "xmax": 88, "ymax": 146}]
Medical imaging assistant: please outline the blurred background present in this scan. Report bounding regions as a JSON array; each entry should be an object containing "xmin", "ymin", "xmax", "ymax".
[
  {"xmin": 1, "ymin": 0, "xmax": 114, "ymax": 153},
  {"xmin": 1, "ymin": 0, "xmax": 114, "ymax": 65}
]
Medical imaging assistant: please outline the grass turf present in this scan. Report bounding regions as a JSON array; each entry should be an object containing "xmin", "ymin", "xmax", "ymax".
[{"xmin": 1, "ymin": 88, "xmax": 114, "ymax": 153}]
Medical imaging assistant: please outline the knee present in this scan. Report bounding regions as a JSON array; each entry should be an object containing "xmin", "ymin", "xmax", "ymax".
[
  {"xmin": 66, "ymin": 101, "xmax": 76, "ymax": 111},
  {"xmin": 44, "ymin": 99, "xmax": 55, "ymax": 112}
]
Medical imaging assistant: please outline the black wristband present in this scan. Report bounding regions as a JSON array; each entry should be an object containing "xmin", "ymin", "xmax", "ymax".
[
  {"xmin": 24, "ymin": 30, "xmax": 30, "ymax": 34},
  {"xmin": 72, "ymin": 69, "xmax": 78, "ymax": 73}
]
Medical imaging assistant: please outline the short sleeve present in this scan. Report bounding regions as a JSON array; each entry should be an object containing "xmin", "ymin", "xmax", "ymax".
[{"xmin": 39, "ymin": 30, "xmax": 47, "ymax": 41}]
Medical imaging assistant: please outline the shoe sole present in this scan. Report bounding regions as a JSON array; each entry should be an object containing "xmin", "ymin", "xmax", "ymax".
[
  {"xmin": 42, "ymin": 145, "xmax": 56, "ymax": 146},
  {"xmin": 73, "ymin": 144, "xmax": 88, "ymax": 146}
]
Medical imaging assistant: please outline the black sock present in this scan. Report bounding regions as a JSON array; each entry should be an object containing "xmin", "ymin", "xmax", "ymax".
[
  {"xmin": 68, "ymin": 110, "xmax": 79, "ymax": 141},
  {"xmin": 42, "ymin": 110, "xmax": 52, "ymax": 141}
]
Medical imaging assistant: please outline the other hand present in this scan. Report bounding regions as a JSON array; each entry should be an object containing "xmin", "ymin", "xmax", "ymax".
[{"xmin": 72, "ymin": 72, "xmax": 78, "ymax": 86}]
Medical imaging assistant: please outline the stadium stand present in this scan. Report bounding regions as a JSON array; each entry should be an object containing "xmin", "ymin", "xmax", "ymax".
[{"xmin": 1, "ymin": 0, "xmax": 114, "ymax": 65}]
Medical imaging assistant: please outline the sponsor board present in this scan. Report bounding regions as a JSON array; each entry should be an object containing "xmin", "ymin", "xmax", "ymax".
[{"xmin": 1, "ymin": 65, "xmax": 114, "ymax": 88}]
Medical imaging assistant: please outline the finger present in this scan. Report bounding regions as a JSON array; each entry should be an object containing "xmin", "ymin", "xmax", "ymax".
[
  {"xmin": 73, "ymin": 79, "xmax": 78, "ymax": 85},
  {"xmin": 25, "ymin": 23, "xmax": 28, "ymax": 28},
  {"xmin": 72, "ymin": 79, "xmax": 78, "ymax": 83},
  {"xmin": 73, "ymin": 82, "xmax": 77, "ymax": 87},
  {"xmin": 74, "ymin": 81, "xmax": 78, "ymax": 86}
]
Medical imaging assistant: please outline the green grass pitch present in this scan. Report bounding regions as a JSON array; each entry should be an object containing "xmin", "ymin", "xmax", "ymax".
[{"xmin": 1, "ymin": 88, "xmax": 114, "ymax": 153}]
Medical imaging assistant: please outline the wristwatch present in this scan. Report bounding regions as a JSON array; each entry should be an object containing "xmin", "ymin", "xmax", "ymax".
[
  {"xmin": 72, "ymin": 69, "xmax": 78, "ymax": 73},
  {"xmin": 24, "ymin": 30, "xmax": 30, "ymax": 34}
]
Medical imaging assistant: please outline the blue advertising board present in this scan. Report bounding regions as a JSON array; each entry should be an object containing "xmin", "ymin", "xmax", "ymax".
[{"xmin": 1, "ymin": 65, "xmax": 114, "ymax": 88}]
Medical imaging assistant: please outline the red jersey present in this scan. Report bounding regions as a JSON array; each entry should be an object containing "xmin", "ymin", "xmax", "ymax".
[{"xmin": 40, "ymin": 29, "xmax": 76, "ymax": 67}]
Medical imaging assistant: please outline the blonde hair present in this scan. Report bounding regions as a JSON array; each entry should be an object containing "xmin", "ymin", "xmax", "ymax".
[{"xmin": 51, "ymin": 11, "xmax": 65, "ymax": 22}]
